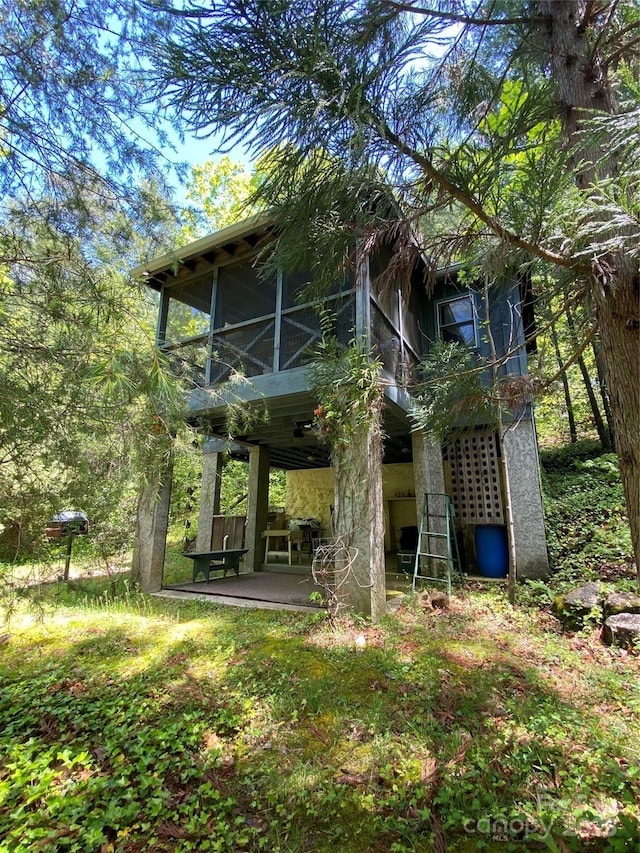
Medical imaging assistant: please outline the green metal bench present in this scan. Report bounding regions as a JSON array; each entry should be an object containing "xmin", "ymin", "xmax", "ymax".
[{"xmin": 185, "ymin": 549, "xmax": 248, "ymax": 582}]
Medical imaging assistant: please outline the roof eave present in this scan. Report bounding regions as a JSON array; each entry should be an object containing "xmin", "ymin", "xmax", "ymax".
[{"xmin": 130, "ymin": 212, "xmax": 274, "ymax": 282}]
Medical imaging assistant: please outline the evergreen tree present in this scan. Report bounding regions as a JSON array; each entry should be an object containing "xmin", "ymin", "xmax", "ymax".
[
  {"xmin": 0, "ymin": 0, "xmax": 175, "ymax": 231},
  {"xmin": 0, "ymin": 184, "xmax": 183, "ymax": 561},
  {"xmin": 0, "ymin": 0, "xmax": 188, "ymax": 562}
]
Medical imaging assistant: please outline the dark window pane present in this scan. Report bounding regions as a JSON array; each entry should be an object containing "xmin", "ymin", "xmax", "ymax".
[
  {"xmin": 438, "ymin": 295, "xmax": 476, "ymax": 346},
  {"xmin": 216, "ymin": 264, "xmax": 276, "ymax": 327},
  {"xmin": 441, "ymin": 323, "xmax": 475, "ymax": 346},
  {"xmin": 438, "ymin": 297, "xmax": 473, "ymax": 328}
]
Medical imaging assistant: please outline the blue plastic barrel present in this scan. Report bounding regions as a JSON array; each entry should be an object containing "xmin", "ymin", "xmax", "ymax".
[{"xmin": 474, "ymin": 525, "xmax": 508, "ymax": 578}]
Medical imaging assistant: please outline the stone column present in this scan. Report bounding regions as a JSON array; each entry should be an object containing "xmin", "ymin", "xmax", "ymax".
[
  {"xmin": 196, "ymin": 440, "xmax": 223, "ymax": 552},
  {"xmin": 501, "ymin": 419, "xmax": 549, "ymax": 579},
  {"xmin": 332, "ymin": 419, "xmax": 386, "ymax": 621},
  {"xmin": 411, "ymin": 430, "xmax": 447, "ymax": 549},
  {"xmin": 412, "ymin": 429, "xmax": 446, "ymax": 503},
  {"xmin": 245, "ymin": 445, "xmax": 270, "ymax": 570},
  {"xmin": 131, "ymin": 448, "xmax": 173, "ymax": 593}
]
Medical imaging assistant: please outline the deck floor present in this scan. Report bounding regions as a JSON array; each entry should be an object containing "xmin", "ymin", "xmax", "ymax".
[{"xmin": 161, "ymin": 566, "xmax": 414, "ymax": 613}]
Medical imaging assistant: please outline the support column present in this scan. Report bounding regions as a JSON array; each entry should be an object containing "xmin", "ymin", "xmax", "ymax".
[
  {"xmin": 131, "ymin": 447, "xmax": 173, "ymax": 593},
  {"xmin": 196, "ymin": 440, "xmax": 223, "ymax": 552},
  {"xmin": 501, "ymin": 419, "xmax": 549, "ymax": 579},
  {"xmin": 332, "ymin": 419, "xmax": 386, "ymax": 621},
  {"xmin": 412, "ymin": 429, "xmax": 446, "ymax": 500},
  {"xmin": 245, "ymin": 445, "xmax": 270, "ymax": 570},
  {"xmin": 412, "ymin": 430, "xmax": 447, "ymax": 546}
]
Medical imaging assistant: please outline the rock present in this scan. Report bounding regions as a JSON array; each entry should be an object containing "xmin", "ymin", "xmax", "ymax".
[
  {"xmin": 602, "ymin": 613, "xmax": 640, "ymax": 648},
  {"xmin": 430, "ymin": 591, "xmax": 450, "ymax": 610},
  {"xmin": 552, "ymin": 583, "xmax": 603, "ymax": 630},
  {"xmin": 604, "ymin": 592, "xmax": 640, "ymax": 618},
  {"xmin": 417, "ymin": 589, "xmax": 449, "ymax": 610},
  {"xmin": 564, "ymin": 582, "xmax": 602, "ymax": 609},
  {"xmin": 416, "ymin": 590, "xmax": 431, "ymax": 609}
]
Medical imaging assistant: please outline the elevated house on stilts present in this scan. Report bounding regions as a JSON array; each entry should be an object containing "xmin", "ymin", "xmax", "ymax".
[{"xmin": 132, "ymin": 214, "xmax": 548, "ymax": 618}]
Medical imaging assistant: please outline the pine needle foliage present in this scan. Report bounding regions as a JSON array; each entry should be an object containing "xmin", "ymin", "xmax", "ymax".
[{"xmin": 409, "ymin": 342, "xmax": 497, "ymax": 443}]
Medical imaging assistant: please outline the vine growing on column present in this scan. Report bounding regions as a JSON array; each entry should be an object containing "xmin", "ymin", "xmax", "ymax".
[{"xmin": 309, "ymin": 328, "xmax": 385, "ymax": 615}]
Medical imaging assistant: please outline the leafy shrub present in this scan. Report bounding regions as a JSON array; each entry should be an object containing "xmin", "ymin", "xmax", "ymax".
[
  {"xmin": 539, "ymin": 445, "xmax": 632, "ymax": 582},
  {"xmin": 539, "ymin": 440, "xmax": 604, "ymax": 473}
]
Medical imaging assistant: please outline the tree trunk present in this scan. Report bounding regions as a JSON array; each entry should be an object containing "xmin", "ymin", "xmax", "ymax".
[
  {"xmin": 550, "ymin": 321, "xmax": 578, "ymax": 443},
  {"xmin": 592, "ymin": 338, "xmax": 615, "ymax": 449},
  {"xmin": 590, "ymin": 271, "xmax": 640, "ymax": 578},
  {"xmin": 564, "ymin": 304, "xmax": 611, "ymax": 450},
  {"xmin": 541, "ymin": 0, "xmax": 640, "ymax": 581}
]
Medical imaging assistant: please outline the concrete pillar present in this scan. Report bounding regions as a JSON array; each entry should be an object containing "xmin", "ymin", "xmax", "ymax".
[
  {"xmin": 412, "ymin": 429, "xmax": 446, "ymax": 502},
  {"xmin": 131, "ymin": 449, "xmax": 173, "ymax": 593},
  {"xmin": 501, "ymin": 419, "xmax": 549, "ymax": 578},
  {"xmin": 332, "ymin": 419, "xmax": 386, "ymax": 621},
  {"xmin": 196, "ymin": 441, "xmax": 223, "ymax": 552},
  {"xmin": 411, "ymin": 430, "xmax": 447, "ymax": 549},
  {"xmin": 245, "ymin": 445, "xmax": 270, "ymax": 570}
]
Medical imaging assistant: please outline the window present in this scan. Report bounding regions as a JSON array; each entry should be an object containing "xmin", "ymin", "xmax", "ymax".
[{"xmin": 437, "ymin": 294, "xmax": 476, "ymax": 346}]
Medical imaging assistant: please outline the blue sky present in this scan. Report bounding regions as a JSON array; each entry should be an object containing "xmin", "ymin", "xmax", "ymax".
[{"xmin": 162, "ymin": 127, "xmax": 253, "ymax": 201}]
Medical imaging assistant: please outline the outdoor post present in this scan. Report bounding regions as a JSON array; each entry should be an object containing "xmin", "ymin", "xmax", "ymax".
[
  {"xmin": 501, "ymin": 420, "xmax": 549, "ymax": 579},
  {"xmin": 328, "ymin": 240, "xmax": 385, "ymax": 621},
  {"xmin": 245, "ymin": 445, "xmax": 270, "ymax": 570},
  {"xmin": 62, "ymin": 533, "xmax": 74, "ymax": 582},
  {"xmin": 411, "ymin": 430, "xmax": 447, "ymax": 584},
  {"xmin": 131, "ymin": 445, "xmax": 174, "ymax": 593},
  {"xmin": 331, "ymin": 417, "xmax": 387, "ymax": 621},
  {"xmin": 412, "ymin": 429, "xmax": 447, "ymax": 556},
  {"xmin": 196, "ymin": 439, "xmax": 223, "ymax": 552},
  {"xmin": 412, "ymin": 429, "xmax": 446, "ymax": 503}
]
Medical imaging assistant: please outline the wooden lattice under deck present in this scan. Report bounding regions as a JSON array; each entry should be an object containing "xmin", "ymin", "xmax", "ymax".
[{"xmin": 446, "ymin": 431, "xmax": 504, "ymax": 524}]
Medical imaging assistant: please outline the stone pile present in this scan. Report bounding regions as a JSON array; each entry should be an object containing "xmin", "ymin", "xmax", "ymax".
[{"xmin": 552, "ymin": 583, "xmax": 640, "ymax": 648}]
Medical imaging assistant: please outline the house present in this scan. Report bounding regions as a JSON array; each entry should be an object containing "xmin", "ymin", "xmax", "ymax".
[{"xmin": 132, "ymin": 213, "xmax": 548, "ymax": 617}]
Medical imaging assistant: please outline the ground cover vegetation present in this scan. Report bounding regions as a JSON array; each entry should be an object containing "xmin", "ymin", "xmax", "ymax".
[{"xmin": 1, "ymin": 443, "xmax": 637, "ymax": 853}]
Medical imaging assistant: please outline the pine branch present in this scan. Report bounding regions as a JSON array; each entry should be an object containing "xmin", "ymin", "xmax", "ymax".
[
  {"xmin": 378, "ymin": 120, "xmax": 591, "ymax": 274},
  {"xmin": 384, "ymin": 1, "xmax": 545, "ymax": 27}
]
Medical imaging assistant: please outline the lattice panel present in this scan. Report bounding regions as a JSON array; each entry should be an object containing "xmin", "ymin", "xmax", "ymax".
[
  {"xmin": 447, "ymin": 431, "xmax": 504, "ymax": 524},
  {"xmin": 280, "ymin": 308, "xmax": 322, "ymax": 370},
  {"xmin": 210, "ymin": 320, "xmax": 275, "ymax": 383}
]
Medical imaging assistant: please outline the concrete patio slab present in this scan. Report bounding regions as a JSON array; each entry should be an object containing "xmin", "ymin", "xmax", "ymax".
[{"xmin": 156, "ymin": 569, "xmax": 413, "ymax": 613}]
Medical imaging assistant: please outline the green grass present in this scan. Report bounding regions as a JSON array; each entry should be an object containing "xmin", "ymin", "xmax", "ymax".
[{"xmin": 1, "ymin": 581, "xmax": 638, "ymax": 853}]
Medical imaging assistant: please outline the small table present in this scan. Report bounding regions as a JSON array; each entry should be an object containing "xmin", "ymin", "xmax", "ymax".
[
  {"xmin": 184, "ymin": 549, "xmax": 248, "ymax": 582},
  {"xmin": 261, "ymin": 529, "xmax": 303, "ymax": 564}
]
